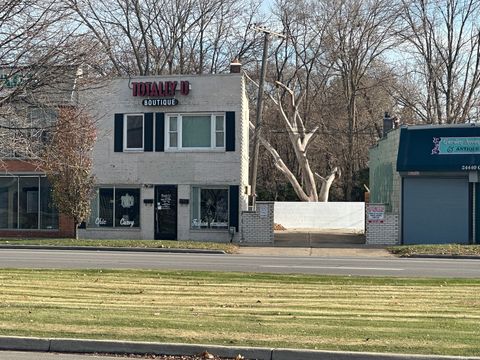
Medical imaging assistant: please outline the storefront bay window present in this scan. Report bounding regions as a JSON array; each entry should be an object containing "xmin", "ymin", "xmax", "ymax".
[
  {"xmin": 191, "ymin": 187, "xmax": 228, "ymax": 229},
  {"xmin": 0, "ymin": 176, "xmax": 58, "ymax": 229},
  {"xmin": 88, "ymin": 187, "xmax": 140, "ymax": 228}
]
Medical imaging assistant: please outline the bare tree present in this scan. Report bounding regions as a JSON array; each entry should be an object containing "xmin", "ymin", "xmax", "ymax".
[
  {"xmin": 395, "ymin": 0, "xmax": 480, "ymax": 124},
  {"xmin": 247, "ymin": 74, "xmax": 340, "ymax": 202},
  {"xmin": 0, "ymin": 0, "xmax": 93, "ymax": 166},
  {"xmin": 41, "ymin": 106, "xmax": 96, "ymax": 238},
  {"xmin": 66, "ymin": 0, "xmax": 264, "ymax": 76},
  {"xmin": 323, "ymin": 0, "xmax": 401, "ymax": 200}
]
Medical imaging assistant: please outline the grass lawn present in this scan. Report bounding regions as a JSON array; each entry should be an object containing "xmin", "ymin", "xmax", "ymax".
[
  {"xmin": 0, "ymin": 269, "xmax": 479, "ymax": 357},
  {"xmin": 0, "ymin": 239, "xmax": 238, "ymax": 254},
  {"xmin": 389, "ymin": 244, "xmax": 480, "ymax": 257}
]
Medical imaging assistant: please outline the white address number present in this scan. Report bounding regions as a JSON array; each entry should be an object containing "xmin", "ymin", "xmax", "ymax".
[{"xmin": 461, "ymin": 165, "xmax": 479, "ymax": 170}]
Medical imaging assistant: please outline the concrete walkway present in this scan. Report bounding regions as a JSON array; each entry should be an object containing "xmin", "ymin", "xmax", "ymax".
[
  {"xmin": 237, "ymin": 245, "xmax": 393, "ymax": 257},
  {"xmin": 239, "ymin": 228, "xmax": 392, "ymax": 257}
]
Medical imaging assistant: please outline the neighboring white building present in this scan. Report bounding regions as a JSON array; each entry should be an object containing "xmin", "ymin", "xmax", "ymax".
[{"xmin": 79, "ymin": 71, "xmax": 249, "ymax": 242}]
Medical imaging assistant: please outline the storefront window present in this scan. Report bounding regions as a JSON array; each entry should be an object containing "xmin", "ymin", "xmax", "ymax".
[
  {"xmin": 19, "ymin": 177, "xmax": 39, "ymax": 229},
  {"xmin": 115, "ymin": 189, "xmax": 140, "ymax": 228},
  {"xmin": 125, "ymin": 114, "xmax": 144, "ymax": 150},
  {"xmin": 40, "ymin": 177, "xmax": 58, "ymax": 229},
  {"xmin": 0, "ymin": 177, "xmax": 18, "ymax": 229},
  {"xmin": 191, "ymin": 187, "xmax": 228, "ymax": 229},
  {"xmin": 166, "ymin": 114, "xmax": 225, "ymax": 150},
  {"xmin": 99, "ymin": 188, "xmax": 114, "ymax": 226},
  {"xmin": 87, "ymin": 187, "xmax": 140, "ymax": 228},
  {"xmin": 0, "ymin": 176, "xmax": 58, "ymax": 230}
]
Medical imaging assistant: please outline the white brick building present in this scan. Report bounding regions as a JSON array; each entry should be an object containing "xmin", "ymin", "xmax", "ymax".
[{"xmin": 79, "ymin": 72, "xmax": 249, "ymax": 242}]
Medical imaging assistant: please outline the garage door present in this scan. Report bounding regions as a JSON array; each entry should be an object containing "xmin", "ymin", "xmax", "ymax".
[{"xmin": 402, "ymin": 178, "xmax": 469, "ymax": 244}]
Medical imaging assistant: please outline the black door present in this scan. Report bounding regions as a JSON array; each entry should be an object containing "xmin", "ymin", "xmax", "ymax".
[{"xmin": 154, "ymin": 185, "xmax": 177, "ymax": 240}]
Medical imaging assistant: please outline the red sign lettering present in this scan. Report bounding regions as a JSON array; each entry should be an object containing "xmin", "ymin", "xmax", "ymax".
[{"xmin": 131, "ymin": 80, "xmax": 189, "ymax": 97}]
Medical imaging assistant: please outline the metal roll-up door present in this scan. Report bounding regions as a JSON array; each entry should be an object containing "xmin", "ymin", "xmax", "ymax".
[{"xmin": 402, "ymin": 177, "xmax": 469, "ymax": 244}]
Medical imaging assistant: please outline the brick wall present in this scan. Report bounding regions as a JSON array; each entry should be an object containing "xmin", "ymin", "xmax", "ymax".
[
  {"xmin": 0, "ymin": 214, "xmax": 75, "ymax": 238},
  {"xmin": 241, "ymin": 201, "xmax": 274, "ymax": 244},
  {"xmin": 2, "ymin": 160, "xmax": 40, "ymax": 172},
  {"xmin": 366, "ymin": 214, "xmax": 399, "ymax": 245}
]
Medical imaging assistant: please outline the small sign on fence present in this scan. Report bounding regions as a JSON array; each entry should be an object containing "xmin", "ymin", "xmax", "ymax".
[{"xmin": 367, "ymin": 204, "xmax": 385, "ymax": 223}]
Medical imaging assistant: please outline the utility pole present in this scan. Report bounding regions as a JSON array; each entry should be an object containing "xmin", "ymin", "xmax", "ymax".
[{"xmin": 249, "ymin": 25, "xmax": 285, "ymax": 209}]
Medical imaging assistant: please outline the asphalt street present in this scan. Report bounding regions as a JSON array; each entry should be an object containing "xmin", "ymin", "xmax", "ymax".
[{"xmin": 0, "ymin": 249, "xmax": 478, "ymax": 277}]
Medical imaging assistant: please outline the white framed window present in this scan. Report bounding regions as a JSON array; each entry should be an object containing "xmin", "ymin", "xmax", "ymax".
[
  {"xmin": 191, "ymin": 186, "xmax": 229, "ymax": 230},
  {"xmin": 124, "ymin": 114, "xmax": 144, "ymax": 151},
  {"xmin": 165, "ymin": 113, "xmax": 225, "ymax": 150}
]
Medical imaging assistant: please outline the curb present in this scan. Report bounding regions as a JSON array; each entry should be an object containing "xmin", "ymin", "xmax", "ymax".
[
  {"xmin": 0, "ymin": 245, "xmax": 226, "ymax": 254},
  {"xmin": 406, "ymin": 254, "xmax": 480, "ymax": 260},
  {"xmin": 1, "ymin": 336, "xmax": 480, "ymax": 360}
]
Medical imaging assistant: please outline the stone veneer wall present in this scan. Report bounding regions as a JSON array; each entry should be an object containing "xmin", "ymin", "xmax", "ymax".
[
  {"xmin": 241, "ymin": 201, "xmax": 274, "ymax": 244},
  {"xmin": 366, "ymin": 213, "xmax": 400, "ymax": 245}
]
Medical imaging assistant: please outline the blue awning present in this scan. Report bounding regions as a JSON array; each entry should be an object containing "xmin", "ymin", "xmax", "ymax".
[{"xmin": 396, "ymin": 125, "xmax": 480, "ymax": 172}]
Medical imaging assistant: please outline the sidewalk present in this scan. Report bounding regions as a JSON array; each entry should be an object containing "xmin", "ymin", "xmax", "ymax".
[{"xmin": 237, "ymin": 245, "xmax": 393, "ymax": 257}]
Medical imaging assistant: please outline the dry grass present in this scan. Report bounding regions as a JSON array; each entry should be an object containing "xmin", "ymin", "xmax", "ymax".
[
  {"xmin": 389, "ymin": 244, "xmax": 480, "ymax": 257},
  {"xmin": 0, "ymin": 270, "xmax": 479, "ymax": 356},
  {"xmin": 0, "ymin": 239, "xmax": 238, "ymax": 253}
]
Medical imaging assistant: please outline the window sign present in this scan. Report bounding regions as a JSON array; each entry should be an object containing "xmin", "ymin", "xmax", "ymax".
[
  {"xmin": 191, "ymin": 187, "xmax": 228, "ymax": 229},
  {"xmin": 88, "ymin": 187, "xmax": 140, "ymax": 228},
  {"xmin": 115, "ymin": 189, "xmax": 140, "ymax": 227},
  {"xmin": 160, "ymin": 193, "xmax": 171, "ymax": 210},
  {"xmin": 124, "ymin": 114, "xmax": 144, "ymax": 150},
  {"xmin": 166, "ymin": 114, "xmax": 225, "ymax": 150}
]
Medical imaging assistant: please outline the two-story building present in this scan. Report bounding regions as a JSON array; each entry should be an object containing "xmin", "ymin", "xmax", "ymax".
[
  {"xmin": 78, "ymin": 71, "xmax": 249, "ymax": 242},
  {"xmin": 0, "ymin": 66, "xmax": 80, "ymax": 238}
]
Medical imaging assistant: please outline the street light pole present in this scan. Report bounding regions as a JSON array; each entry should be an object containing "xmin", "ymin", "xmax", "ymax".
[{"xmin": 249, "ymin": 25, "xmax": 285, "ymax": 209}]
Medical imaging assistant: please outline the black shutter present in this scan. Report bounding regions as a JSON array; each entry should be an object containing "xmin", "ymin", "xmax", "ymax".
[
  {"xmin": 229, "ymin": 185, "xmax": 239, "ymax": 232},
  {"xmin": 114, "ymin": 113, "xmax": 124, "ymax": 152},
  {"xmin": 155, "ymin": 113, "xmax": 165, "ymax": 152},
  {"xmin": 144, "ymin": 113, "xmax": 153, "ymax": 151},
  {"xmin": 225, "ymin": 111, "xmax": 235, "ymax": 152}
]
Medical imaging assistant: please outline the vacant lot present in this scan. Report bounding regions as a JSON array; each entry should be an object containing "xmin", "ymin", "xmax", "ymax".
[{"xmin": 0, "ymin": 270, "xmax": 479, "ymax": 356}]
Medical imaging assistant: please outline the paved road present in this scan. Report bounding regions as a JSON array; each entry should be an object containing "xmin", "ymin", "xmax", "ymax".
[{"xmin": 0, "ymin": 249, "xmax": 479, "ymax": 277}]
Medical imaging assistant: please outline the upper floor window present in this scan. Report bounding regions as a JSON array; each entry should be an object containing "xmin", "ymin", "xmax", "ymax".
[
  {"xmin": 124, "ymin": 114, "xmax": 144, "ymax": 151},
  {"xmin": 166, "ymin": 114, "xmax": 225, "ymax": 150}
]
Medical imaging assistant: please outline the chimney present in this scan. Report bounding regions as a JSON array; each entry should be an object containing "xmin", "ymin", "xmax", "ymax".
[
  {"xmin": 383, "ymin": 111, "xmax": 393, "ymax": 137},
  {"xmin": 230, "ymin": 58, "xmax": 241, "ymax": 73}
]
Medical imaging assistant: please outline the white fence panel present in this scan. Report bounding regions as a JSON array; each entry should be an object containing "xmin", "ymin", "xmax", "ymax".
[{"xmin": 274, "ymin": 202, "xmax": 365, "ymax": 231}]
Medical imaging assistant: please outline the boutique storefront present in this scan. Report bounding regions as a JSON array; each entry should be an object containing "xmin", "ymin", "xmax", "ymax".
[
  {"xmin": 369, "ymin": 124, "xmax": 480, "ymax": 245},
  {"xmin": 78, "ymin": 71, "xmax": 249, "ymax": 242}
]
